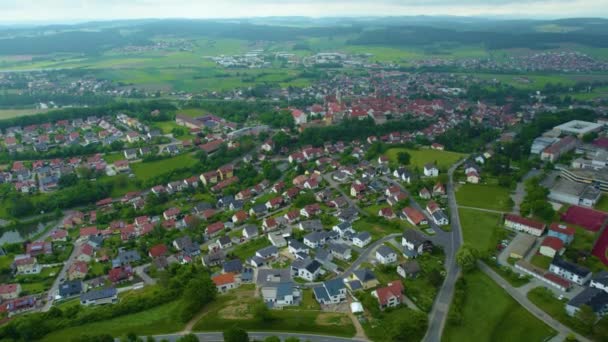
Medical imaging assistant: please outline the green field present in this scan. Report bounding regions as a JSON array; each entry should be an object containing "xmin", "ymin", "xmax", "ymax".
[
  {"xmin": 385, "ymin": 148, "xmax": 466, "ymax": 170},
  {"xmin": 527, "ymin": 287, "xmax": 592, "ymax": 338},
  {"xmin": 230, "ymin": 237, "xmax": 271, "ymax": 260},
  {"xmin": 443, "ymin": 271, "xmax": 556, "ymax": 342},
  {"xmin": 596, "ymin": 195, "xmax": 608, "ymax": 212},
  {"xmin": 0, "ymin": 108, "xmax": 50, "ymax": 119},
  {"xmin": 458, "ymin": 208, "xmax": 504, "ymax": 252},
  {"xmin": 176, "ymin": 108, "xmax": 209, "ymax": 118},
  {"xmin": 193, "ymin": 287, "xmax": 355, "ymax": 337},
  {"xmin": 456, "ymin": 184, "xmax": 513, "ymax": 211},
  {"xmin": 42, "ymin": 300, "xmax": 183, "ymax": 341},
  {"xmin": 131, "ymin": 153, "xmax": 196, "ymax": 181}
]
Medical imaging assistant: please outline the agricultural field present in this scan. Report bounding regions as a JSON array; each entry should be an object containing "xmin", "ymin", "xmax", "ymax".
[
  {"xmin": 131, "ymin": 153, "xmax": 197, "ymax": 181},
  {"xmin": 458, "ymin": 208, "xmax": 505, "ymax": 252},
  {"xmin": 385, "ymin": 147, "xmax": 466, "ymax": 170},
  {"xmin": 455, "ymin": 184, "xmax": 513, "ymax": 212},
  {"xmin": 443, "ymin": 271, "xmax": 556, "ymax": 342},
  {"xmin": 193, "ymin": 286, "xmax": 355, "ymax": 337},
  {"xmin": 41, "ymin": 300, "xmax": 183, "ymax": 342},
  {"xmin": 0, "ymin": 108, "xmax": 49, "ymax": 119}
]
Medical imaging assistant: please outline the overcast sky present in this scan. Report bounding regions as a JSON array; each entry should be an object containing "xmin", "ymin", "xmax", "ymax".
[{"xmin": 1, "ymin": 0, "xmax": 608, "ymax": 23}]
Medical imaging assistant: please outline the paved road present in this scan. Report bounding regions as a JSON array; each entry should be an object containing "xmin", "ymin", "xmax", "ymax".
[
  {"xmin": 134, "ymin": 263, "xmax": 157, "ymax": 285},
  {"xmin": 323, "ymin": 174, "xmax": 368, "ymax": 217},
  {"xmin": 301, "ymin": 233, "xmax": 402, "ymax": 288},
  {"xmin": 152, "ymin": 332, "xmax": 366, "ymax": 342},
  {"xmin": 423, "ymin": 159, "xmax": 466, "ymax": 342},
  {"xmin": 42, "ymin": 240, "xmax": 83, "ymax": 311},
  {"xmin": 478, "ymin": 262, "xmax": 590, "ymax": 342}
]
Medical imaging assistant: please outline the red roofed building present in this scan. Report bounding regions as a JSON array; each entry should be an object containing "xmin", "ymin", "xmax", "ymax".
[
  {"xmin": 163, "ymin": 207, "xmax": 180, "ymax": 220},
  {"xmin": 402, "ymin": 207, "xmax": 428, "ymax": 226},
  {"xmin": 548, "ymin": 223, "xmax": 575, "ymax": 245},
  {"xmin": 26, "ymin": 242, "xmax": 52, "ymax": 256},
  {"xmin": 212, "ymin": 273, "xmax": 237, "ymax": 293},
  {"xmin": 50, "ymin": 229, "xmax": 68, "ymax": 242},
  {"xmin": 539, "ymin": 236, "xmax": 565, "ymax": 258},
  {"xmin": 0, "ymin": 284, "xmax": 21, "ymax": 300},
  {"xmin": 372, "ymin": 281, "xmax": 404, "ymax": 309},
  {"xmin": 232, "ymin": 211, "xmax": 249, "ymax": 224},
  {"xmin": 108, "ymin": 266, "xmax": 133, "ymax": 283},
  {"xmin": 504, "ymin": 214, "xmax": 546, "ymax": 236},
  {"xmin": 378, "ymin": 207, "xmax": 396, "ymax": 220},
  {"xmin": 80, "ymin": 227, "xmax": 100, "ymax": 238},
  {"xmin": 206, "ymin": 222, "xmax": 225, "ymax": 236},
  {"xmin": 149, "ymin": 244, "xmax": 168, "ymax": 258},
  {"xmin": 68, "ymin": 261, "xmax": 88, "ymax": 280}
]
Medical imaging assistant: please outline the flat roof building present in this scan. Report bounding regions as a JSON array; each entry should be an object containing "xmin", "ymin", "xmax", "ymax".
[
  {"xmin": 553, "ymin": 120, "xmax": 603, "ymax": 138},
  {"xmin": 508, "ymin": 234, "xmax": 537, "ymax": 259}
]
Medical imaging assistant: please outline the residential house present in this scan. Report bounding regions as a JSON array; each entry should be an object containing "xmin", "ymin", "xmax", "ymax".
[
  {"xmin": 423, "ymin": 163, "xmax": 439, "ymax": 177},
  {"xmin": 291, "ymin": 258, "xmax": 322, "ymax": 281},
  {"xmin": 261, "ymin": 282, "xmax": 301, "ymax": 308},
  {"xmin": 402, "ymin": 229, "xmax": 433, "ymax": 256},
  {"xmin": 353, "ymin": 232, "xmax": 372, "ymax": 248},
  {"xmin": 402, "ymin": 207, "xmax": 428, "ymax": 226},
  {"xmin": 243, "ymin": 225, "xmax": 259, "ymax": 239},
  {"xmin": 58, "ymin": 280, "xmax": 83, "ymax": 298},
  {"xmin": 349, "ymin": 269, "xmax": 379, "ymax": 290},
  {"xmin": 372, "ymin": 281, "xmax": 404, "ymax": 310},
  {"xmin": 313, "ymin": 278, "xmax": 347, "ymax": 305},
  {"xmin": 212, "ymin": 273, "xmax": 238, "ymax": 293},
  {"xmin": 0, "ymin": 284, "xmax": 21, "ymax": 300},
  {"xmin": 332, "ymin": 222, "xmax": 355, "ymax": 238},
  {"xmin": 80, "ymin": 287, "xmax": 118, "ymax": 306},
  {"xmin": 14, "ymin": 257, "xmax": 40, "ymax": 275},
  {"xmin": 68, "ymin": 261, "xmax": 88, "ymax": 280},
  {"xmin": 376, "ymin": 245, "xmax": 398, "ymax": 264},
  {"xmin": 328, "ymin": 243, "xmax": 352, "ymax": 261},
  {"xmin": 397, "ymin": 261, "xmax": 421, "ymax": 279}
]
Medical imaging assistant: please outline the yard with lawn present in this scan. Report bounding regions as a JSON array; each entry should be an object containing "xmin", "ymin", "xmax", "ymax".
[
  {"xmin": 229, "ymin": 237, "xmax": 271, "ymax": 260},
  {"xmin": 16, "ymin": 266, "xmax": 61, "ymax": 294},
  {"xmin": 443, "ymin": 271, "xmax": 556, "ymax": 342},
  {"xmin": 385, "ymin": 147, "xmax": 466, "ymax": 170},
  {"xmin": 455, "ymin": 184, "xmax": 513, "ymax": 212},
  {"xmin": 353, "ymin": 217, "xmax": 408, "ymax": 240},
  {"xmin": 131, "ymin": 153, "xmax": 197, "ymax": 181},
  {"xmin": 193, "ymin": 287, "xmax": 355, "ymax": 337},
  {"xmin": 458, "ymin": 208, "xmax": 505, "ymax": 253},
  {"xmin": 527, "ymin": 287, "xmax": 591, "ymax": 338},
  {"xmin": 596, "ymin": 195, "xmax": 608, "ymax": 213},
  {"xmin": 530, "ymin": 254, "xmax": 553, "ymax": 270},
  {"xmin": 41, "ymin": 300, "xmax": 183, "ymax": 342}
]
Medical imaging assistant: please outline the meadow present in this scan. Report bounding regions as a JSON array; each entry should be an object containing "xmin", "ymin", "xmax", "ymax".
[
  {"xmin": 455, "ymin": 183, "xmax": 513, "ymax": 212},
  {"xmin": 385, "ymin": 147, "xmax": 466, "ymax": 170},
  {"xmin": 41, "ymin": 300, "xmax": 183, "ymax": 341},
  {"xmin": 443, "ymin": 271, "xmax": 556, "ymax": 342},
  {"xmin": 131, "ymin": 153, "xmax": 197, "ymax": 181},
  {"xmin": 458, "ymin": 208, "xmax": 504, "ymax": 252}
]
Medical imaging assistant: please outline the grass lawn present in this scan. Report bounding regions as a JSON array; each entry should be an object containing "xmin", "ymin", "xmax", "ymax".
[
  {"xmin": 385, "ymin": 148, "xmax": 465, "ymax": 170},
  {"xmin": 596, "ymin": 195, "xmax": 608, "ymax": 213},
  {"xmin": 230, "ymin": 237, "xmax": 271, "ymax": 260},
  {"xmin": 353, "ymin": 217, "xmax": 407, "ymax": 240},
  {"xmin": 455, "ymin": 184, "xmax": 513, "ymax": 211},
  {"xmin": 41, "ymin": 300, "xmax": 183, "ymax": 342},
  {"xmin": 193, "ymin": 288, "xmax": 355, "ymax": 337},
  {"xmin": 458, "ymin": 208, "xmax": 505, "ymax": 252},
  {"xmin": 530, "ymin": 254, "xmax": 553, "ymax": 270},
  {"xmin": 131, "ymin": 153, "xmax": 196, "ymax": 181},
  {"xmin": 0, "ymin": 108, "xmax": 49, "ymax": 119},
  {"xmin": 443, "ymin": 271, "xmax": 556, "ymax": 342},
  {"xmin": 103, "ymin": 152, "xmax": 126, "ymax": 164},
  {"xmin": 154, "ymin": 120, "xmax": 191, "ymax": 138},
  {"xmin": 527, "ymin": 287, "xmax": 590, "ymax": 337}
]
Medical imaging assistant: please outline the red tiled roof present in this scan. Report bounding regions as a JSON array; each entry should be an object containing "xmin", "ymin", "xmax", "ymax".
[
  {"xmin": 149, "ymin": 244, "xmax": 168, "ymax": 258},
  {"xmin": 548, "ymin": 223, "xmax": 575, "ymax": 236},
  {"xmin": 403, "ymin": 207, "xmax": 426, "ymax": 225},
  {"xmin": 541, "ymin": 236, "xmax": 564, "ymax": 251},
  {"xmin": 375, "ymin": 281, "xmax": 404, "ymax": 306},
  {"xmin": 504, "ymin": 214, "xmax": 545, "ymax": 230},
  {"xmin": 212, "ymin": 273, "xmax": 235, "ymax": 286}
]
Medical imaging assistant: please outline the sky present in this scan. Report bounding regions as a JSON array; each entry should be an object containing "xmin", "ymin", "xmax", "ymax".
[{"xmin": 1, "ymin": 0, "xmax": 608, "ymax": 23}]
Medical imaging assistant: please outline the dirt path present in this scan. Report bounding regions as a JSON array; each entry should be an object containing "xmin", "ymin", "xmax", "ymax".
[
  {"xmin": 347, "ymin": 311, "xmax": 369, "ymax": 341},
  {"xmin": 182, "ymin": 307, "xmax": 207, "ymax": 334}
]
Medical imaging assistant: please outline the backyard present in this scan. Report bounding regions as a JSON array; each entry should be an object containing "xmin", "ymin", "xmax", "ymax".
[
  {"xmin": 131, "ymin": 153, "xmax": 197, "ymax": 181},
  {"xmin": 443, "ymin": 271, "xmax": 556, "ymax": 342}
]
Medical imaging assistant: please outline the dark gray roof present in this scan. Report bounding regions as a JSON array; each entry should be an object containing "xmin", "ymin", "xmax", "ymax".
[
  {"xmin": 223, "ymin": 259, "xmax": 243, "ymax": 273},
  {"xmin": 376, "ymin": 245, "xmax": 395, "ymax": 257},
  {"xmin": 80, "ymin": 287, "xmax": 117, "ymax": 302},
  {"xmin": 592, "ymin": 271, "xmax": 608, "ymax": 287},
  {"xmin": 59, "ymin": 280, "xmax": 83, "ymax": 297},
  {"xmin": 567, "ymin": 287, "xmax": 608, "ymax": 313},
  {"xmin": 353, "ymin": 268, "xmax": 376, "ymax": 282},
  {"xmin": 551, "ymin": 257, "xmax": 591, "ymax": 278}
]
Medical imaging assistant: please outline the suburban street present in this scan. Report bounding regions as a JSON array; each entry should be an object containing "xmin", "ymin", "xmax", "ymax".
[
  {"xmin": 422, "ymin": 159, "xmax": 465, "ymax": 342},
  {"xmin": 41, "ymin": 239, "xmax": 84, "ymax": 312}
]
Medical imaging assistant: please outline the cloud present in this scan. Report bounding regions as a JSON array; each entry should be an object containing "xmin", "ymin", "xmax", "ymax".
[{"xmin": 0, "ymin": 0, "xmax": 607, "ymax": 22}]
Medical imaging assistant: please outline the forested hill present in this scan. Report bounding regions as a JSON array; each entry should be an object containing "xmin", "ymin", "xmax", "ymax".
[{"xmin": 2, "ymin": 17, "xmax": 608, "ymax": 55}]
